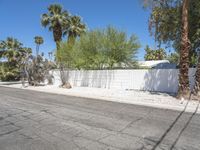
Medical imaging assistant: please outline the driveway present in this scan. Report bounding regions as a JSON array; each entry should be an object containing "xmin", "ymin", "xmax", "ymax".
[{"xmin": 0, "ymin": 86, "xmax": 199, "ymax": 150}]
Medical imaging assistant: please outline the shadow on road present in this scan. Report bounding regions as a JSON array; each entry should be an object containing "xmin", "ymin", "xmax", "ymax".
[
  {"xmin": 151, "ymin": 95, "xmax": 200, "ymax": 150},
  {"xmin": 169, "ymin": 101, "xmax": 200, "ymax": 150}
]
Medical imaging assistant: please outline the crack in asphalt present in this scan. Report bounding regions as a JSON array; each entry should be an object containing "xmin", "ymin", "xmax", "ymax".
[
  {"xmin": 0, "ymin": 87, "xmax": 200, "ymax": 150},
  {"xmin": 0, "ymin": 128, "xmax": 21, "ymax": 137},
  {"xmin": 119, "ymin": 117, "xmax": 143, "ymax": 132}
]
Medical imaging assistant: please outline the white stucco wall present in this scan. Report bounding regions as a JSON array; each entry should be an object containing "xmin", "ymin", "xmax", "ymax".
[{"xmin": 51, "ymin": 68, "xmax": 196, "ymax": 93}]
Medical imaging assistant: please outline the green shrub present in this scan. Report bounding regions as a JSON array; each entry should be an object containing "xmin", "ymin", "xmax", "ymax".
[
  {"xmin": 57, "ymin": 26, "xmax": 140, "ymax": 70},
  {"xmin": 0, "ymin": 63, "xmax": 20, "ymax": 81}
]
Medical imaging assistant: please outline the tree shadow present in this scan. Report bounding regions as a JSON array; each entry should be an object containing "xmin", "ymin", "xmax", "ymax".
[
  {"xmin": 144, "ymin": 68, "xmax": 196, "ymax": 94},
  {"xmin": 151, "ymin": 96, "xmax": 200, "ymax": 150},
  {"xmin": 70, "ymin": 70, "xmax": 114, "ymax": 89},
  {"xmin": 90, "ymin": 70, "xmax": 114, "ymax": 88},
  {"xmin": 144, "ymin": 69, "xmax": 179, "ymax": 94},
  {"xmin": 169, "ymin": 100, "xmax": 200, "ymax": 150},
  {"xmin": 55, "ymin": 68, "xmax": 196, "ymax": 94},
  {"xmin": 80, "ymin": 70, "xmax": 90, "ymax": 87}
]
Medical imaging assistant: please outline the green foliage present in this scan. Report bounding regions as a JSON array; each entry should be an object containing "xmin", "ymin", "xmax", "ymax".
[
  {"xmin": 41, "ymin": 4, "xmax": 86, "ymax": 49},
  {"xmin": 57, "ymin": 26, "xmax": 140, "ymax": 70},
  {"xmin": 144, "ymin": 45, "xmax": 166, "ymax": 60},
  {"xmin": 34, "ymin": 36, "xmax": 44, "ymax": 45},
  {"xmin": 41, "ymin": 4, "xmax": 86, "ymax": 86},
  {"xmin": 190, "ymin": 53, "xmax": 198, "ymax": 66},
  {"xmin": 147, "ymin": 0, "xmax": 200, "ymax": 64},
  {"xmin": 63, "ymin": 15, "xmax": 86, "ymax": 45},
  {"xmin": 0, "ymin": 62, "xmax": 19, "ymax": 81},
  {"xmin": 167, "ymin": 52, "xmax": 180, "ymax": 64},
  {"xmin": 56, "ymin": 41, "xmax": 73, "ymax": 67},
  {"xmin": 34, "ymin": 36, "xmax": 44, "ymax": 56},
  {"xmin": 0, "ymin": 37, "xmax": 32, "ymax": 81},
  {"xmin": 0, "ymin": 37, "xmax": 23, "ymax": 62},
  {"xmin": 41, "ymin": 4, "xmax": 70, "ymax": 49}
]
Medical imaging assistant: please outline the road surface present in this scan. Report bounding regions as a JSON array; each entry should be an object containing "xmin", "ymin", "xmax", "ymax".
[{"xmin": 0, "ymin": 86, "xmax": 199, "ymax": 150}]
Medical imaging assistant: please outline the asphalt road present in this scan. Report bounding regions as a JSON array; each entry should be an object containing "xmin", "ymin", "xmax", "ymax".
[{"xmin": 0, "ymin": 86, "xmax": 200, "ymax": 150}]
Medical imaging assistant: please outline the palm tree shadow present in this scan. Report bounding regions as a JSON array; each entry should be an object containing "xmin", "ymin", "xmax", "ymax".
[
  {"xmin": 151, "ymin": 96, "xmax": 199, "ymax": 150},
  {"xmin": 169, "ymin": 100, "xmax": 200, "ymax": 150}
]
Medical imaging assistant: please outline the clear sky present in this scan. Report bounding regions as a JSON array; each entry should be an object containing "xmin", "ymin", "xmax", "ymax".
[{"xmin": 0, "ymin": 0, "xmax": 155, "ymax": 60}]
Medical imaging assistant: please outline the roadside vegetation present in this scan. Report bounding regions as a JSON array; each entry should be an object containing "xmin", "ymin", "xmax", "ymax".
[
  {"xmin": 0, "ymin": 37, "xmax": 32, "ymax": 81},
  {"xmin": 57, "ymin": 26, "xmax": 140, "ymax": 70},
  {"xmin": 0, "ymin": 1, "xmax": 200, "ymax": 98},
  {"xmin": 144, "ymin": 0, "xmax": 200, "ymax": 99}
]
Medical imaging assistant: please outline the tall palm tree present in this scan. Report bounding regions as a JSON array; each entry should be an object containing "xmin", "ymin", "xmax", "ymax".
[
  {"xmin": 63, "ymin": 15, "xmax": 86, "ymax": 45},
  {"xmin": 177, "ymin": 0, "xmax": 190, "ymax": 99},
  {"xmin": 41, "ymin": 4, "xmax": 69, "ymax": 50},
  {"xmin": 143, "ymin": 0, "xmax": 191, "ymax": 99},
  {"xmin": 34, "ymin": 36, "xmax": 44, "ymax": 56}
]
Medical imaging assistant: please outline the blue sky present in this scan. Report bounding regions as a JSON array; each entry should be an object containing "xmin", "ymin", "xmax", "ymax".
[{"xmin": 0, "ymin": 0, "xmax": 155, "ymax": 60}]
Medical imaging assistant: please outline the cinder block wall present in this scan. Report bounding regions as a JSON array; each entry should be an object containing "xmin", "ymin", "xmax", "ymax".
[{"xmin": 51, "ymin": 69, "xmax": 196, "ymax": 93}]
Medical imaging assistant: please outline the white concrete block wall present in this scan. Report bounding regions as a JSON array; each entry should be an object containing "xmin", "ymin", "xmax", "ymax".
[{"xmin": 51, "ymin": 69, "xmax": 196, "ymax": 93}]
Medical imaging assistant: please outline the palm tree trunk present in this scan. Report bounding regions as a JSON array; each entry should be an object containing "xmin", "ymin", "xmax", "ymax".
[
  {"xmin": 56, "ymin": 41, "xmax": 61, "ymax": 51},
  {"xmin": 36, "ymin": 44, "xmax": 39, "ymax": 56},
  {"xmin": 53, "ymin": 24, "xmax": 62, "ymax": 51},
  {"xmin": 59, "ymin": 63, "xmax": 66, "ymax": 85},
  {"xmin": 192, "ymin": 55, "xmax": 200, "ymax": 96},
  {"xmin": 177, "ymin": 0, "xmax": 190, "ymax": 99},
  {"xmin": 38, "ymin": 45, "xmax": 40, "ymax": 56}
]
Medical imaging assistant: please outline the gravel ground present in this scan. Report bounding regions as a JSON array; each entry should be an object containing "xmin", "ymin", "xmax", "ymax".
[{"xmin": 0, "ymin": 84, "xmax": 199, "ymax": 113}]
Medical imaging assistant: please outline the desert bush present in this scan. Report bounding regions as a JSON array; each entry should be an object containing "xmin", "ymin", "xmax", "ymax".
[
  {"xmin": 57, "ymin": 26, "xmax": 140, "ymax": 70},
  {"xmin": 0, "ymin": 62, "xmax": 19, "ymax": 81}
]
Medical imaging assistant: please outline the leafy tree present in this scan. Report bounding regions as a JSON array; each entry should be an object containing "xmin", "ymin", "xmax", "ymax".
[
  {"xmin": 41, "ymin": 4, "xmax": 70, "ymax": 50},
  {"xmin": 144, "ymin": 0, "xmax": 196, "ymax": 99},
  {"xmin": 167, "ymin": 52, "xmax": 180, "ymax": 64},
  {"xmin": 56, "ymin": 42, "xmax": 73, "ymax": 85},
  {"xmin": 58, "ymin": 26, "xmax": 140, "ymax": 70},
  {"xmin": 144, "ymin": 45, "xmax": 166, "ymax": 60},
  {"xmin": 73, "ymin": 29, "xmax": 104, "ymax": 69},
  {"xmin": 34, "ymin": 36, "xmax": 44, "ymax": 56},
  {"xmin": 104, "ymin": 26, "xmax": 140, "ymax": 68},
  {"xmin": 147, "ymin": 0, "xmax": 200, "ymax": 64}
]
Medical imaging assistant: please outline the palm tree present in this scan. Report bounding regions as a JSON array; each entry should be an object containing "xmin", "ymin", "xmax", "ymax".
[
  {"xmin": 17, "ymin": 47, "xmax": 32, "ymax": 63},
  {"xmin": 0, "ymin": 37, "xmax": 22, "ymax": 62},
  {"xmin": 34, "ymin": 36, "xmax": 44, "ymax": 56},
  {"xmin": 63, "ymin": 15, "xmax": 86, "ymax": 45},
  {"xmin": 59, "ymin": 15, "xmax": 86, "ymax": 87},
  {"xmin": 177, "ymin": 0, "xmax": 190, "ymax": 99},
  {"xmin": 41, "ymin": 4, "xmax": 69, "ymax": 50},
  {"xmin": 143, "ymin": 0, "xmax": 191, "ymax": 99}
]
